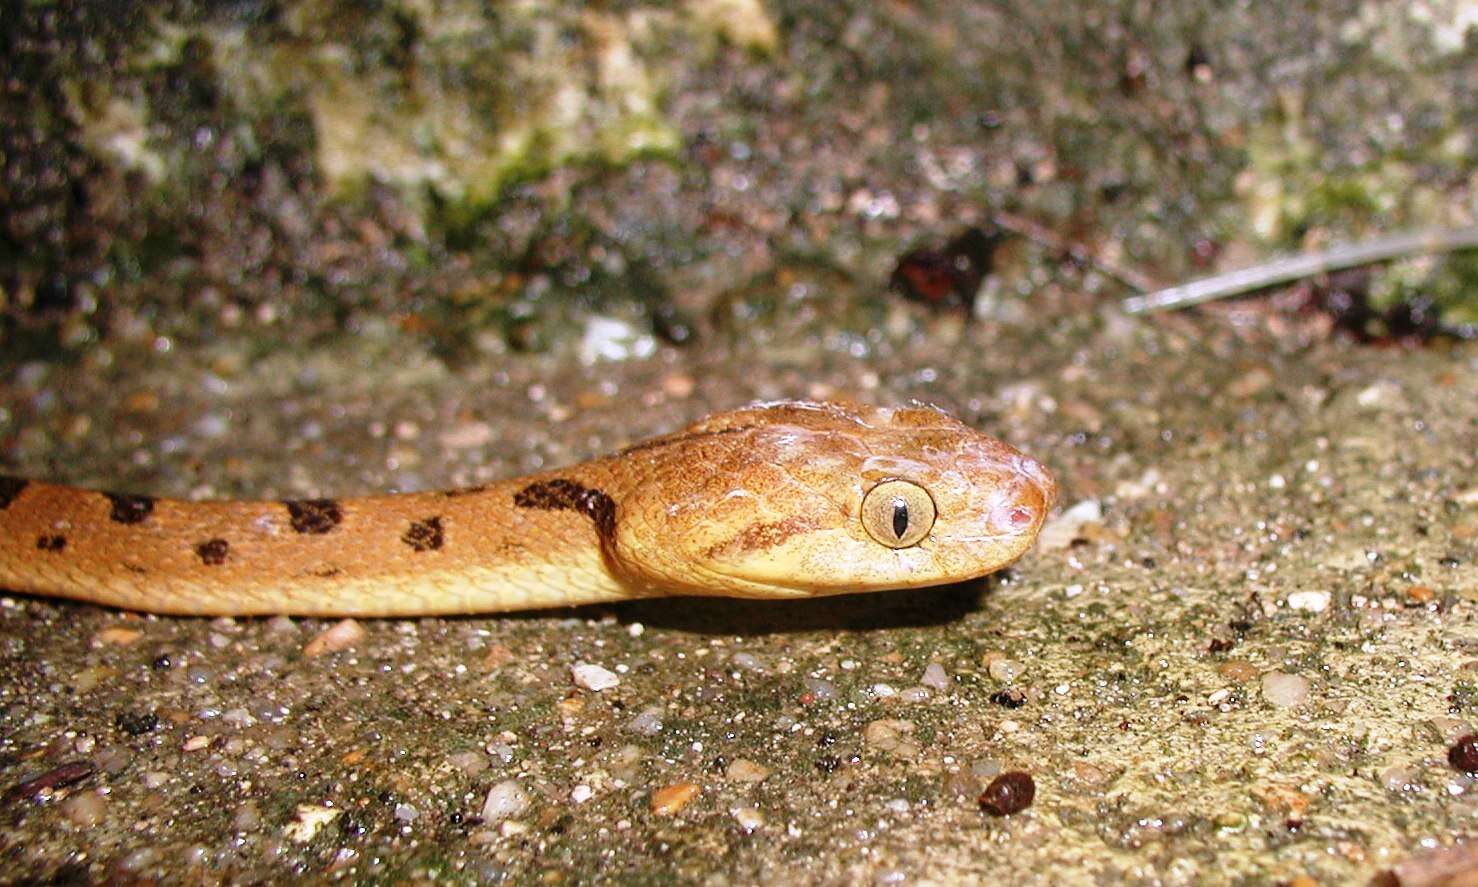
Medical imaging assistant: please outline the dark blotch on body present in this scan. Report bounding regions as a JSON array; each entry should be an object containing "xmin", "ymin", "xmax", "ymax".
[
  {"xmin": 402, "ymin": 516, "xmax": 444, "ymax": 552},
  {"xmin": 514, "ymin": 478, "xmax": 616, "ymax": 541},
  {"xmin": 105, "ymin": 492, "xmax": 156, "ymax": 525},
  {"xmin": 36, "ymin": 535, "xmax": 66, "ymax": 552},
  {"xmin": 284, "ymin": 499, "xmax": 343, "ymax": 534},
  {"xmin": 0, "ymin": 476, "xmax": 28, "ymax": 510},
  {"xmin": 196, "ymin": 538, "xmax": 230, "ymax": 566}
]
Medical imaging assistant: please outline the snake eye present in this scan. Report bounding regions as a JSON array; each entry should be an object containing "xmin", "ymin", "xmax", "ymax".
[{"xmin": 860, "ymin": 479, "xmax": 936, "ymax": 549}]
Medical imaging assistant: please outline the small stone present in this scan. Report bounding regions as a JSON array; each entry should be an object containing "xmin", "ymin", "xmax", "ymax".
[
  {"xmin": 1286, "ymin": 590, "xmax": 1330, "ymax": 613},
  {"xmin": 480, "ymin": 780, "xmax": 531, "ymax": 822},
  {"xmin": 626, "ymin": 705, "xmax": 664, "ymax": 735},
  {"xmin": 651, "ymin": 782, "xmax": 700, "ymax": 814},
  {"xmin": 93, "ymin": 627, "xmax": 143, "ymax": 647},
  {"xmin": 978, "ymin": 771, "xmax": 1035, "ymax": 816},
  {"xmin": 303, "ymin": 619, "xmax": 365, "ymax": 658},
  {"xmin": 943, "ymin": 770, "xmax": 982, "ymax": 798},
  {"xmin": 1218, "ymin": 660, "xmax": 1260, "ymax": 683},
  {"xmin": 921, "ymin": 662, "xmax": 950, "ymax": 690},
  {"xmin": 731, "ymin": 806, "xmax": 765, "ymax": 832},
  {"xmin": 1260, "ymin": 672, "xmax": 1311, "ymax": 708},
  {"xmin": 863, "ymin": 719, "xmax": 921, "ymax": 759},
  {"xmin": 1406, "ymin": 585, "xmax": 1436, "ymax": 605},
  {"xmin": 448, "ymin": 750, "xmax": 489, "ymax": 776},
  {"xmin": 60, "ymin": 790, "xmax": 107, "ymax": 828},
  {"xmin": 571, "ymin": 662, "xmax": 620, "ymax": 692},
  {"xmin": 1449, "ymin": 734, "xmax": 1478, "ymax": 775},
  {"xmin": 1037, "ymin": 500, "xmax": 1103, "ymax": 551},
  {"xmin": 571, "ymin": 784, "xmax": 594, "ymax": 804},
  {"xmin": 987, "ymin": 656, "xmax": 1023, "ymax": 683},
  {"xmin": 725, "ymin": 758, "xmax": 772, "ymax": 783},
  {"xmin": 284, "ymin": 805, "xmax": 342, "ymax": 842},
  {"xmin": 1380, "ymin": 765, "xmax": 1419, "ymax": 793}
]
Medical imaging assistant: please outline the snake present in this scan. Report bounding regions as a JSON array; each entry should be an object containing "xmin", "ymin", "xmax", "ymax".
[{"xmin": 0, "ymin": 400, "xmax": 1056, "ymax": 617}]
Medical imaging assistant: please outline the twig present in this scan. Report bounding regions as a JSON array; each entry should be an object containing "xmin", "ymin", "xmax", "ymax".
[{"xmin": 1122, "ymin": 226, "xmax": 1478, "ymax": 314}]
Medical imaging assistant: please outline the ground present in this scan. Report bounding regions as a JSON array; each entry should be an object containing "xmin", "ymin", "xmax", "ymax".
[{"xmin": 1, "ymin": 1, "xmax": 1476, "ymax": 884}]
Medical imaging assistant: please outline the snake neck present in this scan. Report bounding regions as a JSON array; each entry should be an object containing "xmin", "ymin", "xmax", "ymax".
[{"xmin": 0, "ymin": 466, "xmax": 635, "ymax": 617}]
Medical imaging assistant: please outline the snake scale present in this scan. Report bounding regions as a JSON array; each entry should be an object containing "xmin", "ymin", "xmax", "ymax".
[{"xmin": 0, "ymin": 401, "xmax": 1055, "ymax": 616}]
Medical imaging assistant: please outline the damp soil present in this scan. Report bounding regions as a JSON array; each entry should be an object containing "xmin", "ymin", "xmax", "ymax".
[{"xmin": 1, "ymin": 1, "xmax": 1476, "ymax": 884}]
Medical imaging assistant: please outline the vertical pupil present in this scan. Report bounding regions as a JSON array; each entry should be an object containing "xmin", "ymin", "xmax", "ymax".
[{"xmin": 891, "ymin": 498, "xmax": 909, "ymax": 539}]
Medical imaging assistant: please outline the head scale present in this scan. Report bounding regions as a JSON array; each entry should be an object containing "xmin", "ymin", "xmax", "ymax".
[{"xmin": 608, "ymin": 401, "xmax": 1056, "ymax": 599}]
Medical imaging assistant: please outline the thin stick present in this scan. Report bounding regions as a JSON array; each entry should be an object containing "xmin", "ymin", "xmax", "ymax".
[{"xmin": 1121, "ymin": 226, "xmax": 1478, "ymax": 314}]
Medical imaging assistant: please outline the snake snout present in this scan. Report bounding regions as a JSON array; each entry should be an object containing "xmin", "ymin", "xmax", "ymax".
[{"xmin": 984, "ymin": 456, "xmax": 1057, "ymax": 536}]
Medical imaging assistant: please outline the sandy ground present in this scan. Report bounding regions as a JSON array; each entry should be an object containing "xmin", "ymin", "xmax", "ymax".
[{"xmin": 1, "ymin": 1, "xmax": 1476, "ymax": 883}]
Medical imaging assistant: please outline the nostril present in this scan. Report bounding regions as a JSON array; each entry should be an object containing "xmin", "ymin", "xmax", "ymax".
[{"xmin": 988, "ymin": 497, "xmax": 1039, "ymax": 534}]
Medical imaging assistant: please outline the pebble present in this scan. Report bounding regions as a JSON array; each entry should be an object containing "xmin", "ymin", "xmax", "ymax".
[
  {"xmin": 863, "ymin": 719, "xmax": 921, "ymax": 759},
  {"xmin": 921, "ymin": 662, "xmax": 950, "ymax": 690},
  {"xmin": 802, "ymin": 677, "xmax": 838, "ymax": 702},
  {"xmin": 303, "ymin": 619, "xmax": 365, "ymax": 658},
  {"xmin": 1260, "ymin": 672, "xmax": 1311, "ymax": 708},
  {"xmin": 651, "ymin": 782, "xmax": 700, "ymax": 814},
  {"xmin": 447, "ymin": 750, "xmax": 489, "ymax": 776},
  {"xmin": 725, "ymin": 758, "xmax": 772, "ymax": 783},
  {"xmin": 943, "ymin": 770, "xmax": 982, "ymax": 798},
  {"xmin": 571, "ymin": 662, "xmax": 620, "ymax": 691},
  {"xmin": 480, "ymin": 780, "xmax": 531, "ymax": 822},
  {"xmin": 571, "ymin": 784, "xmax": 594, "ymax": 804},
  {"xmin": 60, "ymin": 790, "xmax": 106, "ymax": 827},
  {"xmin": 1037, "ymin": 500, "xmax": 1103, "ymax": 551},
  {"xmin": 284, "ymin": 805, "xmax": 342, "ymax": 842},
  {"xmin": 233, "ymin": 802, "xmax": 262, "ymax": 831},
  {"xmin": 978, "ymin": 771, "xmax": 1035, "ymax": 816},
  {"xmin": 1218, "ymin": 660, "xmax": 1260, "ymax": 683},
  {"xmin": 731, "ymin": 806, "xmax": 765, "ymax": 832},
  {"xmin": 626, "ymin": 705, "xmax": 664, "ymax": 735},
  {"xmin": 92, "ymin": 627, "xmax": 143, "ymax": 647},
  {"xmin": 1380, "ymin": 765, "xmax": 1419, "ymax": 793},
  {"xmin": 1286, "ymin": 590, "xmax": 1330, "ymax": 613},
  {"xmin": 986, "ymin": 656, "xmax": 1023, "ymax": 683}
]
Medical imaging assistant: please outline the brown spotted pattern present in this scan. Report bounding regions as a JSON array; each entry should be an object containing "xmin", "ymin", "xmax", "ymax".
[
  {"xmin": 195, "ymin": 539, "xmax": 230, "ymax": 566},
  {"xmin": 514, "ymin": 479, "xmax": 616, "ymax": 541},
  {"xmin": 106, "ymin": 493, "xmax": 156, "ymax": 525},
  {"xmin": 401, "ymin": 517, "xmax": 444, "ymax": 552},
  {"xmin": 284, "ymin": 499, "xmax": 342, "ymax": 534},
  {"xmin": 0, "ymin": 401, "xmax": 1056, "ymax": 616}
]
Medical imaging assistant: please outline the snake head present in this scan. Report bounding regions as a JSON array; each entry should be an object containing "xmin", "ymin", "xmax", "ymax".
[{"xmin": 607, "ymin": 401, "xmax": 1056, "ymax": 599}]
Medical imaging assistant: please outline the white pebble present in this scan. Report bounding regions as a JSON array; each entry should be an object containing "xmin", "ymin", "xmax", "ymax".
[
  {"xmin": 732, "ymin": 806, "xmax": 765, "ymax": 832},
  {"xmin": 481, "ymin": 780, "xmax": 531, "ymax": 822},
  {"xmin": 988, "ymin": 658, "xmax": 1023, "ymax": 683},
  {"xmin": 571, "ymin": 784, "xmax": 594, "ymax": 804},
  {"xmin": 1037, "ymin": 499, "xmax": 1103, "ymax": 551},
  {"xmin": 1287, "ymin": 590, "xmax": 1330, "ymax": 613},
  {"xmin": 571, "ymin": 662, "xmax": 620, "ymax": 691},
  {"xmin": 626, "ymin": 705, "xmax": 664, "ymax": 736},
  {"xmin": 921, "ymin": 663, "xmax": 950, "ymax": 690},
  {"xmin": 1261, "ymin": 672, "xmax": 1311, "ymax": 708}
]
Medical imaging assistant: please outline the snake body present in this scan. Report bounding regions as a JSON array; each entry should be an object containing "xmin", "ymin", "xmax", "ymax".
[{"xmin": 0, "ymin": 401, "xmax": 1055, "ymax": 616}]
